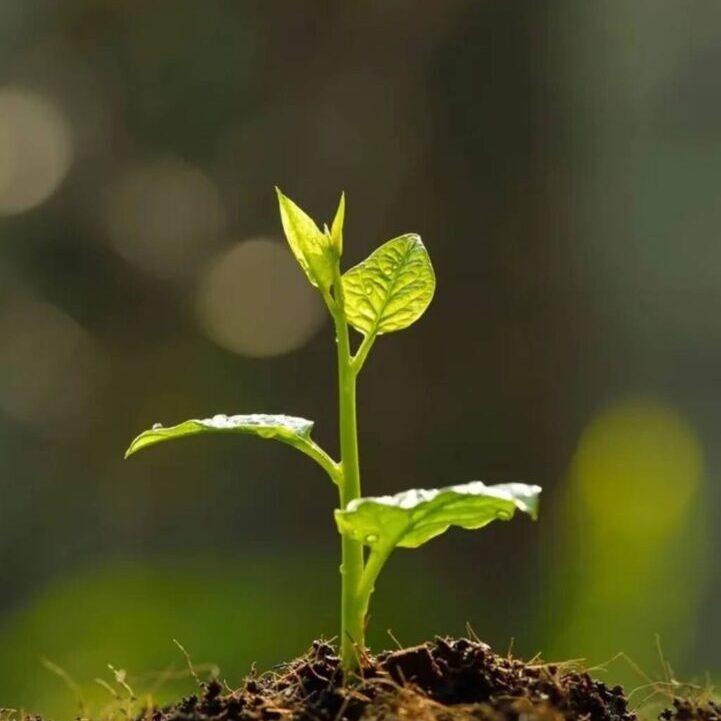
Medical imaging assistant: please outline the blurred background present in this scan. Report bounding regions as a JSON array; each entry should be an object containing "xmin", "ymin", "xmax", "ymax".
[{"xmin": 0, "ymin": 0, "xmax": 719, "ymax": 716}]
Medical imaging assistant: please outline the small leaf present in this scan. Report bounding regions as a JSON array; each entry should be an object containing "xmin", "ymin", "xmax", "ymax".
[
  {"xmin": 335, "ymin": 481, "xmax": 540, "ymax": 549},
  {"xmin": 125, "ymin": 413, "xmax": 339, "ymax": 482},
  {"xmin": 276, "ymin": 187, "xmax": 336, "ymax": 290},
  {"xmin": 342, "ymin": 234, "xmax": 435, "ymax": 336},
  {"xmin": 329, "ymin": 192, "xmax": 345, "ymax": 255}
]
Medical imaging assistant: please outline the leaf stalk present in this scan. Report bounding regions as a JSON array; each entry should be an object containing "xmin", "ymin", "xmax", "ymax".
[
  {"xmin": 351, "ymin": 331, "xmax": 377, "ymax": 375},
  {"xmin": 298, "ymin": 441, "xmax": 342, "ymax": 486}
]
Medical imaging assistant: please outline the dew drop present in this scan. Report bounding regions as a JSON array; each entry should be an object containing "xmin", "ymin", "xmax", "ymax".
[
  {"xmin": 339, "ymin": 563, "xmax": 346, "ymax": 575},
  {"xmin": 364, "ymin": 533, "xmax": 379, "ymax": 544},
  {"xmin": 152, "ymin": 422, "xmax": 163, "ymax": 430},
  {"xmin": 496, "ymin": 509, "xmax": 512, "ymax": 521}
]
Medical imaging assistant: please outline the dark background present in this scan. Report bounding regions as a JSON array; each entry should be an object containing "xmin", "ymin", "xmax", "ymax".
[{"xmin": 0, "ymin": 1, "xmax": 718, "ymax": 716}]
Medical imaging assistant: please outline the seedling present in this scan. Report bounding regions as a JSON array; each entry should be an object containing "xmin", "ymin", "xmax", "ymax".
[{"xmin": 125, "ymin": 189, "xmax": 541, "ymax": 671}]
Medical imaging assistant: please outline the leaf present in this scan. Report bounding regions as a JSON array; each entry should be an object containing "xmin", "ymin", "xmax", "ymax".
[
  {"xmin": 342, "ymin": 234, "xmax": 435, "ymax": 336},
  {"xmin": 125, "ymin": 413, "xmax": 314, "ymax": 456},
  {"xmin": 329, "ymin": 192, "xmax": 345, "ymax": 255},
  {"xmin": 335, "ymin": 481, "xmax": 540, "ymax": 549},
  {"xmin": 276, "ymin": 187, "xmax": 337, "ymax": 290},
  {"xmin": 125, "ymin": 413, "xmax": 339, "ymax": 481}
]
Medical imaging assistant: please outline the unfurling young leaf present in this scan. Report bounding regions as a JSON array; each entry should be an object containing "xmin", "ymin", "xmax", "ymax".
[
  {"xmin": 342, "ymin": 233, "xmax": 435, "ymax": 337},
  {"xmin": 275, "ymin": 187, "xmax": 340, "ymax": 291},
  {"xmin": 329, "ymin": 191, "xmax": 345, "ymax": 255},
  {"xmin": 125, "ymin": 413, "xmax": 339, "ymax": 483}
]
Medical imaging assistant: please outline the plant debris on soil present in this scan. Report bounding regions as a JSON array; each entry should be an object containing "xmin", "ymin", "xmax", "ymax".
[{"xmin": 144, "ymin": 637, "xmax": 718, "ymax": 721}]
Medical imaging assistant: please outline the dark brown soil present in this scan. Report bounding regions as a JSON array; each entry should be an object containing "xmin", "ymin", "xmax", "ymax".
[
  {"xmin": 141, "ymin": 637, "xmax": 717, "ymax": 721},
  {"xmin": 660, "ymin": 698, "xmax": 721, "ymax": 721},
  {"xmin": 143, "ymin": 637, "xmax": 632, "ymax": 721}
]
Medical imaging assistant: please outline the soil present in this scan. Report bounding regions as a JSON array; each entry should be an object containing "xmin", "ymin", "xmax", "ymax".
[
  {"xmin": 143, "ymin": 637, "xmax": 719, "ymax": 721},
  {"xmin": 660, "ymin": 698, "xmax": 721, "ymax": 721}
]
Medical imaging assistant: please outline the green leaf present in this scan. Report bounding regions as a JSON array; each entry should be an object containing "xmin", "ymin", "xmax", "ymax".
[
  {"xmin": 342, "ymin": 234, "xmax": 435, "ymax": 336},
  {"xmin": 125, "ymin": 413, "xmax": 314, "ymax": 456},
  {"xmin": 329, "ymin": 192, "xmax": 345, "ymax": 255},
  {"xmin": 275, "ymin": 187, "xmax": 337, "ymax": 290},
  {"xmin": 335, "ymin": 481, "xmax": 540, "ymax": 549},
  {"xmin": 125, "ymin": 413, "xmax": 339, "ymax": 482}
]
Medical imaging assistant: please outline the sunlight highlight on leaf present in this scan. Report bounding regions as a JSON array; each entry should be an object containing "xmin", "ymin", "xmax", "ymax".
[
  {"xmin": 329, "ymin": 191, "xmax": 345, "ymax": 255},
  {"xmin": 342, "ymin": 234, "xmax": 435, "ymax": 336},
  {"xmin": 335, "ymin": 481, "xmax": 540, "ymax": 549},
  {"xmin": 126, "ymin": 413, "xmax": 338, "ymax": 482},
  {"xmin": 275, "ymin": 188, "xmax": 337, "ymax": 290}
]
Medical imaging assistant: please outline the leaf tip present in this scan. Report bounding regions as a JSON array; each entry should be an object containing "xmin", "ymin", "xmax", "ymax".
[
  {"xmin": 275, "ymin": 185, "xmax": 295, "ymax": 209},
  {"xmin": 528, "ymin": 484, "xmax": 542, "ymax": 520},
  {"xmin": 124, "ymin": 430, "xmax": 153, "ymax": 459},
  {"xmin": 124, "ymin": 434, "xmax": 145, "ymax": 459}
]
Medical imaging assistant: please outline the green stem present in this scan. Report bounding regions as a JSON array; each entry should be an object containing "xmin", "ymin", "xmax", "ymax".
[
  {"xmin": 328, "ymin": 271, "xmax": 365, "ymax": 671},
  {"xmin": 355, "ymin": 544, "xmax": 393, "ymax": 626}
]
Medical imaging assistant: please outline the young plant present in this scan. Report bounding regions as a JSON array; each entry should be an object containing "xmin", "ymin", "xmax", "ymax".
[{"xmin": 125, "ymin": 189, "xmax": 541, "ymax": 671}]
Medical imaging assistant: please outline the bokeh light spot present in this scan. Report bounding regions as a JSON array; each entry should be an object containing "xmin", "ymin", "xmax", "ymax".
[
  {"xmin": 196, "ymin": 238, "xmax": 326, "ymax": 357},
  {"xmin": 549, "ymin": 396, "xmax": 708, "ymax": 670},
  {"xmin": 0, "ymin": 299, "xmax": 99, "ymax": 434},
  {"xmin": 0, "ymin": 88, "xmax": 73, "ymax": 214},
  {"xmin": 105, "ymin": 157, "xmax": 224, "ymax": 279},
  {"xmin": 574, "ymin": 397, "xmax": 702, "ymax": 535}
]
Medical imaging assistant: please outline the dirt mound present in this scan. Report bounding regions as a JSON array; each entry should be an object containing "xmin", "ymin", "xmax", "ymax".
[
  {"xmin": 149, "ymin": 637, "xmax": 640, "ymax": 721},
  {"xmin": 659, "ymin": 698, "xmax": 721, "ymax": 721}
]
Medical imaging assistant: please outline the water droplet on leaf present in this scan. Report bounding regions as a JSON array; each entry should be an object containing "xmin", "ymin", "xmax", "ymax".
[
  {"xmin": 152, "ymin": 422, "xmax": 163, "ymax": 429},
  {"xmin": 364, "ymin": 533, "xmax": 379, "ymax": 544}
]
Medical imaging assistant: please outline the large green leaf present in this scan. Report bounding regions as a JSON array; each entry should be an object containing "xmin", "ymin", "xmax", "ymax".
[
  {"xmin": 276, "ymin": 187, "xmax": 338, "ymax": 290},
  {"xmin": 125, "ymin": 413, "xmax": 338, "ymax": 481},
  {"xmin": 335, "ymin": 481, "xmax": 540, "ymax": 549},
  {"xmin": 342, "ymin": 234, "xmax": 435, "ymax": 336}
]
